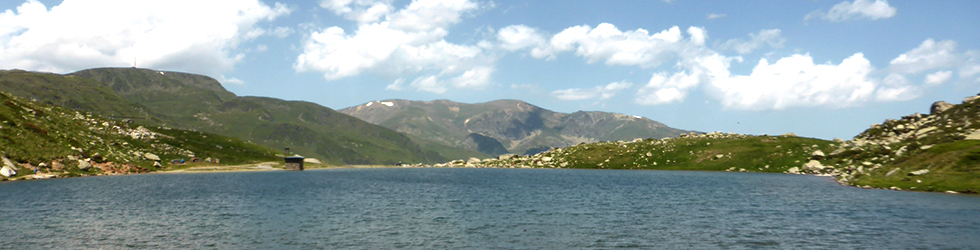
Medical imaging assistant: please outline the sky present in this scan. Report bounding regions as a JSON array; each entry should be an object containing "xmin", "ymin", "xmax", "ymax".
[{"xmin": 1, "ymin": 0, "xmax": 978, "ymax": 140}]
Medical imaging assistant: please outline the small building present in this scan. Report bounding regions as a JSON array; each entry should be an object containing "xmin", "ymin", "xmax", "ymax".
[{"xmin": 284, "ymin": 156, "xmax": 304, "ymax": 171}]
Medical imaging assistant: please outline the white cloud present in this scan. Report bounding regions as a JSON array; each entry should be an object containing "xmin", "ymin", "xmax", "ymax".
[
  {"xmin": 719, "ymin": 29, "xmax": 785, "ymax": 54},
  {"xmin": 497, "ymin": 24, "xmax": 553, "ymax": 58},
  {"xmin": 552, "ymin": 81, "xmax": 632, "ymax": 101},
  {"xmin": 888, "ymin": 39, "xmax": 958, "ymax": 75},
  {"xmin": 533, "ymin": 23, "xmax": 706, "ymax": 68},
  {"xmin": 296, "ymin": 0, "xmax": 495, "ymax": 93},
  {"xmin": 806, "ymin": 0, "xmax": 896, "ymax": 22},
  {"xmin": 273, "ymin": 27, "xmax": 294, "ymax": 38},
  {"xmin": 0, "ymin": 0, "xmax": 291, "ymax": 84},
  {"xmin": 925, "ymin": 71, "xmax": 952, "ymax": 86},
  {"xmin": 706, "ymin": 13, "xmax": 726, "ymax": 20},
  {"xmin": 709, "ymin": 53, "xmax": 877, "ymax": 110}
]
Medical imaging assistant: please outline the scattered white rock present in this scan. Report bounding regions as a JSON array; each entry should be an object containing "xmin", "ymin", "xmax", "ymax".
[
  {"xmin": 0, "ymin": 165, "xmax": 16, "ymax": 177},
  {"xmin": 144, "ymin": 153, "xmax": 160, "ymax": 161},
  {"xmin": 77, "ymin": 160, "xmax": 92, "ymax": 170},
  {"xmin": 885, "ymin": 168, "xmax": 900, "ymax": 176},
  {"xmin": 786, "ymin": 167, "xmax": 800, "ymax": 174},
  {"xmin": 811, "ymin": 150, "xmax": 825, "ymax": 159},
  {"xmin": 908, "ymin": 169, "xmax": 930, "ymax": 176},
  {"xmin": 803, "ymin": 160, "xmax": 826, "ymax": 171}
]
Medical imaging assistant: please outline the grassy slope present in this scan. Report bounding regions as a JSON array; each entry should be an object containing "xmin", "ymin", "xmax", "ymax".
[
  {"xmin": 819, "ymin": 97, "xmax": 980, "ymax": 193},
  {"xmin": 464, "ymin": 133, "xmax": 833, "ymax": 173},
  {"xmin": 0, "ymin": 91, "xmax": 279, "ymax": 180},
  {"xmin": 2, "ymin": 68, "xmax": 443, "ymax": 165},
  {"xmin": 450, "ymin": 96, "xmax": 980, "ymax": 193}
]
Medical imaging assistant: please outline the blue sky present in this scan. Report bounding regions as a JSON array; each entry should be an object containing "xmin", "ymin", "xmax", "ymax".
[{"xmin": 1, "ymin": 0, "xmax": 978, "ymax": 140}]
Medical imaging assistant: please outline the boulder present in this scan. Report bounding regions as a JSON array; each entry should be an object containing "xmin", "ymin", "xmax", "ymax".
[
  {"xmin": 497, "ymin": 154, "xmax": 518, "ymax": 160},
  {"xmin": 467, "ymin": 157, "xmax": 482, "ymax": 164},
  {"xmin": 77, "ymin": 160, "xmax": 93, "ymax": 171},
  {"xmin": 153, "ymin": 161, "xmax": 162, "ymax": 168},
  {"xmin": 811, "ymin": 150, "xmax": 825, "ymax": 160},
  {"xmin": 541, "ymin": 157, "xmax": 552, "ymax": 162},
  {"xmin": 144, "ymin": 153, "xmax": 161, "ymax": 161},
  {"xmin": 781, "ymin": 133, "xmax": 797, "ymax": 137},
  {"xmin": 714, "ymin": 154, "xmax": 725, "ymax": 160},
  {"xmin": 2, "ymin": 156, "xmax": 15, "ymax": 170},
  {"xmin": 965, "ymin": 95, "xmax": 980, "ymax": 103},
  {"xmin": 786, "ymin": 167, "xmax": 801, "ymax": 174},
  {"xmin": 803, "ymin": 160, "xmax": 826, "ymax": 171},
  {"xmin": 0, "ymin": 165, "xmax": 15, "ymax": 177},
  {"xmin": 908, "ymin": 169, "xmax": 930, "ymax": 176},
  {"xmin": 52, "ymin": 161, "xmax": 64, "ymax": 171},
  {"xmin": 885, "ymin": 168, "xmax": 900, "ymax": 176},
  {"xmin": 966, "ymin": 130, "xmax": 980, "ymax": 140}
]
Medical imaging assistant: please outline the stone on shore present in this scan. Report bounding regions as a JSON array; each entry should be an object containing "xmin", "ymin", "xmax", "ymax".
[
  {"xmin": 78, "ymin": 160, "xmax": 93, "ymax": 170},
  {"xmin": 2, "ymin": 156, "xmax": 15, "ymax": 169},
  {"xmin": 803, "ymin": 160, "xmax": 826, "ymax": 171},
  {"xmin": 498, "ymin": 154, "xmax": 518, "ymax": 160},
  {"xmin": 0, "ymin": 165, "xmax": 16, "ymax": 177},
  {"xmin": 786, "ymin": 167, "xmax": 800, "ymax": 174}
]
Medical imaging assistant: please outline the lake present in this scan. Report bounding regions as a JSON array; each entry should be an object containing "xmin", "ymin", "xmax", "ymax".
[{"xmin": 1, "ymin": 168, "xmax": 978, "ymax": 249}]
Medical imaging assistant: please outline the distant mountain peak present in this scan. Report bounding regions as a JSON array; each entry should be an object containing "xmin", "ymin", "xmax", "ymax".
[{"xmin": 340, "ymin": 99, "xmax": 690, "ymax": 157}]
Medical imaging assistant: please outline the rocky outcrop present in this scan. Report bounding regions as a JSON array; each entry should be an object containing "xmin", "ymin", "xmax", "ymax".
[{"xmin": 930, "ymin": 101, "xmax": 953, "ymax": 115}]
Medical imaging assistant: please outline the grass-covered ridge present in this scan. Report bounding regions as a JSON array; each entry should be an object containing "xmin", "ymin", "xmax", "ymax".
[
  {"xmin": 0, "ymin": 91, "xmax": 280, "ymax": 180},
  {"xmin": 0, "ymin": 68, "xmax": 444, "ymax": 165},
  {"xmin": 427, "ymin": 132, "xmax": 833, "ymax": 173},
  {"xmin": 424, "ymin": 94, "xmax": 980, "ymax": 194}
]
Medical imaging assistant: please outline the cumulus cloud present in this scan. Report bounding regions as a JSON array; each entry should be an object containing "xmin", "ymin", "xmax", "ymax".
[
  {"xmin": 888, "ymin": 39, "xmax": 958, "ymax": 75},
  {"xmin": 925, "ymin": 71, "xmax": 952, "ymax": 86},
  {"xmin": 528, "ymin": 24, "xmax": 975, "ymax": 110},
  {"xmin": 806, "ymin": 0, "xmax": 896, "ymax": 22},
  {"xmin": 708, "ymin": 53, "xmax": 878, "ymax": 110},
  {"xmin": 552, "ymin": 81, "xmax": 632, "ymax": 101},
  {"xmin": 517, "ymin": 23, "xmax": 709, "ymax": 68},
  {"xmin": 0, "ymin": 0, "xmax": 291, "ymax": 84},
  {"xmin": 296, "ymin": 0, "xmax": 495, "ymax": 93},
  {"xmin": 719, "ymin": 29, "xmax": 785, "ymax": 54}
]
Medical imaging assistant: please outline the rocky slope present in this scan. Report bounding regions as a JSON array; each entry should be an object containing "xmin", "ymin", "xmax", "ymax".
[
  {"xmin": 0, "ymin": 91, "xmax": 280, "ymax": 180},
  {"xmin": 805, "ymin": 93, "xmax": 980, "ymax": 193},
  {"xmin": 415, "ymin": 92, "xmax": 980, "ymax": 193},
  {"xmin": 0, "ymin": 68, "xmax": 443, "ymax": 165},
  {"xmin": 340, "ymin": 99, "xmax": 689, "ymax": 157}
]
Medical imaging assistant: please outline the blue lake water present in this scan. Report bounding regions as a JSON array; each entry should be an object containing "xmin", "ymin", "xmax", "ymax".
[{"xmin": 1, "ymin": 168, "xmax": 979, "ymax": 249}]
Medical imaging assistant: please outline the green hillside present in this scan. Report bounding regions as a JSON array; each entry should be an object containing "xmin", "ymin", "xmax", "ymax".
[
  {"xmin": 0, "ymin": 91, "xmax": 280, "ymax": 180},
  {"xmin": 428, "ymin": 93, "xmax": 980, "ymax": 193},
  {"xmin": 0, "ymin": 68, "xmax": 443, "ymax": 165}
]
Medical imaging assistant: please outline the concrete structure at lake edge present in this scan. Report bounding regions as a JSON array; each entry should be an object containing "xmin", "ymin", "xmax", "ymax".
[
  {"xmin": 284, "ymin": 156, "xmax": 304, "ymax": 171},
  {"xmin": 282, "ymin": 147, "xmax": 303, "ymax": 170}
]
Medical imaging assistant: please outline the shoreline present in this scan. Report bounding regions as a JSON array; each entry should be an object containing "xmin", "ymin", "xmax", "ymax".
[{"xmin": 1, "ymin": 163, "xmax": 970, "ymax": 194}]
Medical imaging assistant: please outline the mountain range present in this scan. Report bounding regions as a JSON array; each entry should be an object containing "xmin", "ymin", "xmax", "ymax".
[
  {"xmin": 340, "ymin": 99, "xmax": 689, "ymax": 156},
  {"xmin": 1, "ymin": 67, "xmax": 687, "ymax": 163}
]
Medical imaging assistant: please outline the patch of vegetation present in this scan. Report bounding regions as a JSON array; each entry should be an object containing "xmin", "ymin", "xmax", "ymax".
[{"xmin": 0, "ymin": 90, "xmax": 279, "ymax": 181}]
